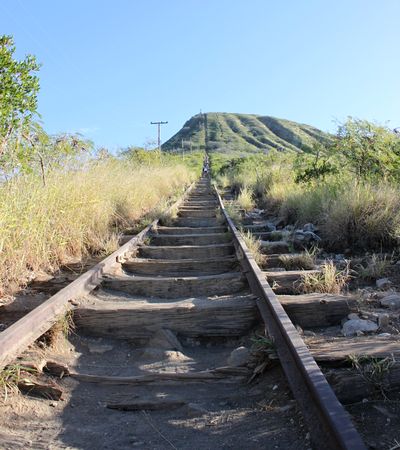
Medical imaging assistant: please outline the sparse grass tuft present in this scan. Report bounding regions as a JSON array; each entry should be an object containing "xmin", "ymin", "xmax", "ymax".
[
  {"xmin": 356, "ymin": 254, "xmax": 392, "ymax": 280},
  {"xmin": 279, "ymin": 249, "xmax": 316, "ymax": 270},
  {"xmin": 224, "ymin": 202, "xmax": 242, "ymax": 225},
  {"xmin": 299, "ymin": 260, "xmax": 351, "ymax": 294},
  {"xmin": 348, "ymin": 354, "xmax": 395, "ymax": 396},
  {"xmin": 0, "ymin": 364, "xmax": 35, "ymax": 401},
  {"xmin": 242, "ymin": 230, "xmax": 266, "ymax": 266},
  {"xmin": 237, "ymin": 186, "xmax": 255, "ymax": 212},
  {"xmin": 216, "ymin": 174, "xmax": 230, "ymax": 189},
  {"xmin": 40, "ymin": 310, "xmax": 75, "ymax": 347}
]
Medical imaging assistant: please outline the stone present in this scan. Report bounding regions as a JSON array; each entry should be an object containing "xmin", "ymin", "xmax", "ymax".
[
  {"xmin": 303, "ymin": 223, "xmax": 316, "ymax": 232},
  {"xmin": 348, "ymin": 313, "xmax": 359, "ymax": 320},
  {"xmin": 303, "ymin": 330, "xmax": 316, "ymax": 337},
  {"xmin": 342, "ymin": 318, "xmax": 378, "ymax": 337},
  {"xmin": 380, "ymin": 293, "xmax": 400, "ymax": 310},
  {"xmin": 164, "ymin": 350, "xmax": 191, "ymax": 362},
  {"xmin": 378, "ymin": 314, "xmax": 390, "ymax": 328},
  {"xmin": 227, "ymin": 346, "xmax": 250, "ymax": 367},
  {"xmin": 376, "ymin": 278, "xmax": 392, "ymax": 289},
  {"xmin": 292, "ymin": 230, "xmax": 321, "ymax": 247},
  {"xmin": 147, "ymin": 328, "xmax": 183, "ymax": 351}
]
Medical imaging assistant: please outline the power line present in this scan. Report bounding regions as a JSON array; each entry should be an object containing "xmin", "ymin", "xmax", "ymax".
[{"xmin": 150, "ymin": 121, "xmax": 168, "ymax": 151}]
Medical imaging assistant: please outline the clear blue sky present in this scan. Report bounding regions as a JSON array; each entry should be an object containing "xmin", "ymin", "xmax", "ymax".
[{"xmin": 1, "ymin": 0, "xmax": 399, "ymax": 150}]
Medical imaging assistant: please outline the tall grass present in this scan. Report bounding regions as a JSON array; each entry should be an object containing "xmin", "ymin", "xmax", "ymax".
[
  {"xmin": 225, "ymin": 155, "xmax": 400, "ymax": 251},
  {"xmin": 237, "ymin": 186, "xmax": 255, "ymax": 212},
  {"xmin": 0, "ymin": 159, "xmax": 195, "ymax": 294}
]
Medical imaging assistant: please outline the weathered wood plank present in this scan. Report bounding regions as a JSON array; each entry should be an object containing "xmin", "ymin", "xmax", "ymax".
[
  {"xmin": 102, "ymin": 272, "xmax": 246, "ymax": 298},
  {"xmin": 149, "ymin": 232, "xmax": 231, "ymax": 246},
  {"xmin": 264, "ymin": 270, "xmax": 320, "ymax": 294},
  {"xmin": 308, "ymin": 336, "xmax": 400, "ymax": 361},
  {"xmin": 122, "ymin": 256, "xmax": 238, "ymax": 276},
  {"xmin": 278, "ymin": 293, "xmax": 355, "ymax": 328},
  {"xmin": 75, "ymin": 294, "xmax": 259, "ymax": 339},
  {"xmin": 138, "ymin": 243, "xmax": 234, "ymax": 260},
  {"xmin": 173, "ymin": 218, "xmax": 221, "ymax": 227},
  {"xmin": 155, "ymin": 226, "xmax": 226, "ymax": 235},
  {"xmin": 71, "ymin": 366, "xmax": 250, "ymax": 384},
  {"xmin": 178, "ymin": 209, "xmax": 217, "ymax": 218}
]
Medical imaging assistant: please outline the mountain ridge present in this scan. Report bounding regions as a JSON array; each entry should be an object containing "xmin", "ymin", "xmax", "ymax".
[{"xmin": 162, "ymin": 112, "xmax": 332, "ymax": 154}]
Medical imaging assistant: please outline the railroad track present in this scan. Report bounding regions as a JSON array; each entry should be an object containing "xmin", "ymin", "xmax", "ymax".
[{"xmin": 0, "ymin": 176, "xmax": 371, "ymax": 448}]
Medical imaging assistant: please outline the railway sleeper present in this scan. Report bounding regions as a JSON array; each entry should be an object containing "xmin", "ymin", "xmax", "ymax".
[
  {"xmin": 74, "ymin": 292, "xmax": 259, "ymax": 340},
  {"xmin": 101, "ymin": 271, "xmax": 246, "ymax": 298},
  {"xmin": 149, "ymin": 232, "xmax": 231, "ymax": 246},
  {"xmin": 138, "ymin": 243, "xmax": 234, "ymax": 259},
  {"xmin": 122, "ymin": 256, "xmax": 239, "ymax": 276}
]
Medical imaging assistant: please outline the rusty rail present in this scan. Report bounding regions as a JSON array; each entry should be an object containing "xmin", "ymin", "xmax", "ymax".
[
  {"xmin": 214, "ymin": 186, "xmax": 366, "ymax": 450},
  {"xmin": 0, "ymin": 182, "xmax": 195, "ymax": 371}
]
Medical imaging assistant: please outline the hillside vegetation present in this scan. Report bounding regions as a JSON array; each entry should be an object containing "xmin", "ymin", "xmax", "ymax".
[
  {"xmin": 0, "ymin": 36, "xmax": 202, "ymax": 295},
  {"xmin": 214, "ymin": 118, "xmax": 400, "ymax": 252},
  {"xmin": 162, "ymin": 112, "xmax": 331, "ymax": 155}
]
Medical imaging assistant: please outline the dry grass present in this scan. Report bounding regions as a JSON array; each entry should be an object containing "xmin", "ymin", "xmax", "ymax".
[
  {"xmin": 356, "ymin": 254, "xmax": 392, "ymax": 280},
  {"xmin": 224, "ymin": 202, "xmax": 242, "ymax": 225},
  {"xmin": 279, "ymin": 250, "xmax": 316, "ymax": 270},
  {"xmin": 237, "ymin": 186, "xmax": 255, "ymax": 212},
  {"xmin": 229, "ymin": 155, "xmax": 400, "ymax": 252},
  {"xmin": 0, "ymin": 160, "xmax": 194, "ymax": 294},
  {"xmin": 0, "ymin": 365, "xmax": 35, "ymax": 402},
  {"xmin": 39, "ymin": 310, "xmax": 75, "ymax": 347},
  {"xmin": 299, "ymin": 260, "xmax": 351, "ymax": 294},
  {"xmin": 242, "ymin": 230, "xmax": 266, "ymax": 266}
]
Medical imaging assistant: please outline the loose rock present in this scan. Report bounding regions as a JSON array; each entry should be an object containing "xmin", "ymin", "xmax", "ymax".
[
  {"xmin": 348, "ymin": 313, "xmax": 359, "ymax": 320},
  {"xmin": 342, "ymin": 318, "xmax": 378, "ymax": 336},
  {"xmin": 227, "ymin": 346, "xmax": 250, "ymax": 367},
  {"xmin": 380, "ymin": 293, "xmax": 400, "ymax": 310},
  {"xmin": 376, "ymin": 278, "xmax": 392, "ymax": 289},
  {"xmin": 303, "ymin": 223, "xmax": 316, "ymax": 233}
]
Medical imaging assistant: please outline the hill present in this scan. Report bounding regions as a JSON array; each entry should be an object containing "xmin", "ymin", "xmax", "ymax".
[{"xmin": 162, "ymin": 112, "xmax": 331, "ymax": 154}]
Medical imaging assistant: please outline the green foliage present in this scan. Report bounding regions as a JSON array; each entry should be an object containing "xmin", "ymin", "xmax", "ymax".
[
  {"xmin": 295, "ymin": 118, "xmax": 400, "ymax": 184},
  {"xmin": 0, "ymin": 35, "xmax": 40, "ymax": 153},
  {"xmin": 335, "ymin": 118, "xmax": 400, "ymax": 182},
  {"xmin": 294, "ymin": 143, "xmax": 338, "ymax": 183}
]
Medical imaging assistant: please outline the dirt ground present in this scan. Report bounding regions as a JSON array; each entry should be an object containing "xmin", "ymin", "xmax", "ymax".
[{"xmin": 0, "ymin": 333, "xmax": 310, "ymax": 450}]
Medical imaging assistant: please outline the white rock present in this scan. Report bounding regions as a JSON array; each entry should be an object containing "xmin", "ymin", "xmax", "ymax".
[
  {"xmin": 303, "ymin": 223, "xmax": 315, "ymax": 232},
  {"xmin": 348, "ymin": 313, "xmax": 359, "ymax": 320},
  {"xmin": 227, "ymin": 346, "xmax": 250, "ymax": 367},
  {"xmin": 380, "ymin": 293, "xmax": 400, "ymax": 310},
  {"xmin": 376, "ymin": 278, "xmax": 392, "ymax": 289},
  {"xmin": 342, "ymin": 319, "xmax": 378, "ymax": 336}
]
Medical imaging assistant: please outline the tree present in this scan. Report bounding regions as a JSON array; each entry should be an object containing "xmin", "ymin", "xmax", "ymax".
[
  {"xmin": 294, "ymin": 143, "xmax": 338, "ymax": 183},
  {"xmin": 0, "ymin": 35, "xmax": 40, "ymax": 157},
  {"xmin": 335, "ymin": 118, "xmax": 400, "ymax": 182}
]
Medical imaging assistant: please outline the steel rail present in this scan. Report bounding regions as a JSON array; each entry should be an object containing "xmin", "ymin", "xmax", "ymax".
[
  {"xmin": 0, "ymin": 182, "xmax": 195, "ymax": 371},
  {"xmin": 214, "ymin": 186, "xmax": 366, "ymax": 450}
]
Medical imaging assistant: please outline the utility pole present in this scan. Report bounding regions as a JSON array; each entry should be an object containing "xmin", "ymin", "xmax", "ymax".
[{"xmin": 150, "ymin": 121, "xmax": 168, "ymax": 151}]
